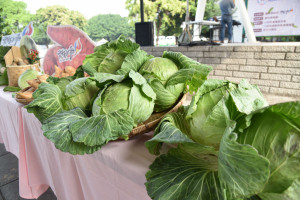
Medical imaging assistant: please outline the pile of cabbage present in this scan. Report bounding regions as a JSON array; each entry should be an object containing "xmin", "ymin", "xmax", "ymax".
[
  {"xmin": 145, "ymin": 79, "xmax": 300, "ymax": 200},
  {"xmin": 25, "ymin": 36, "xmax": 212, "ymax": 155}
]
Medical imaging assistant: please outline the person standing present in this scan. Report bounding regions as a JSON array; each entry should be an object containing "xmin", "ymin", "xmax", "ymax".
[{"xmin": 219, "ymin": 0, "xmax": 235, "ymax": 43}]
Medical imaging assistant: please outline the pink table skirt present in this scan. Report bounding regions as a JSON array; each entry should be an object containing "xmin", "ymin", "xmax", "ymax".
[{"xmin": 0, "ymin": 86, "xmax": 155, "ymax": 200}]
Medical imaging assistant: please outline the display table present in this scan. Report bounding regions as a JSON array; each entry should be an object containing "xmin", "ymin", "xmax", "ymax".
[{"xmin": 0, "ymin": 86, "xmax": 156, "ymax": 200}]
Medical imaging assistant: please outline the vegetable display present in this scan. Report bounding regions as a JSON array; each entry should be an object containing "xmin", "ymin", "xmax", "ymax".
[
  {"xmin": 23, "ymin": 36, "xmax": 212, "ymax": 154},
  {"xmin": 144, "ymin": 79, "xmax": 300, "ymax": 200}
]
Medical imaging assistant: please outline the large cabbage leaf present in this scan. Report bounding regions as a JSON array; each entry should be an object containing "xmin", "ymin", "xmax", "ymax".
[
  {"xmin": 146, "ymin": 107, "xmax": 194, "ymax": 155},
  {"xmin": 70, "ymin": 110, "xmax": 134, "ymax": 146},
  {"xmin": 145, "ymin": 101, "xmax": 300, "ymax": 200},
  {"xmin": 25, "ymin": 83, "xmax": 64, "ymax": 123},
  {"xmin": 42, "ymin": 108, "xmax": 102, "ymax": 155}
]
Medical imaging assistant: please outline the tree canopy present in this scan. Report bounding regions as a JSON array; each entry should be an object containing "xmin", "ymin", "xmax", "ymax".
[
  {"xmin": 0, "ymin": 0, "xmax": 32, "ymax": 34},
  {"xmin": 32, "ymin": 5, "xmax": 87, "ymax": 46},
  {"xmin": 86, "ymin": 14, "xmax": 135, "ymax": 41}
]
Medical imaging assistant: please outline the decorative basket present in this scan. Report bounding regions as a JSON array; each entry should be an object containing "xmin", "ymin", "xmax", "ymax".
[
  {"xmin": 127, "ymin": 93, "xmax": 187, "ymax": 139},
  {"xmin": 15, "ymin": 86, "xmax": 34, "ymax": 105},
  {"xmin": 6, "ymin": 63, "xmax": 40, "ymax": 87}
]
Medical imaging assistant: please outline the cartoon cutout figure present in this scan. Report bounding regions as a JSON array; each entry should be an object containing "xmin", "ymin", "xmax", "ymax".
[{"xmin": 43, "ymin": 25, "xmax": 95, "ymax": 75}]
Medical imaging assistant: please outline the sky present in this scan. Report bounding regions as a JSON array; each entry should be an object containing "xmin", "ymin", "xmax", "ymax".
[{"xmin": 18, "ymin": 0, "xmax": 129, "ymax": 19}]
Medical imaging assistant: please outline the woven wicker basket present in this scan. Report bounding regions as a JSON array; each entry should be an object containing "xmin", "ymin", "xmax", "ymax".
[
  {"xmin": 127, "ymin": 93, "xmax": 187, "ymax": 139},
  {"xmin": 6, "ymin": 63, "xmax": 40, "ymax": 87}
]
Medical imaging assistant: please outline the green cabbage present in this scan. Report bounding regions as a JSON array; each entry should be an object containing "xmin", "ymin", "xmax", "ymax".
[
  {"xmin": 92, "ymin": 70, "xmax": 156, "ymax": 126},
  {"xmin": 25, "ymin": 69, "xmax": 156, "ymax": 155},
  {"xmin": 139, "ymin": 51, "xmax": 213, "ymax": 112},
  {"xmin": 144, "ymin": 80, "xmax": 300, "ymax": 200},
  {"xmin": 83, "ymin": 35, "xmax": 150, "ymax": 76},
  {"xmin": 18, "ymin": 69, "xmax": 40, "ymax": 89}
]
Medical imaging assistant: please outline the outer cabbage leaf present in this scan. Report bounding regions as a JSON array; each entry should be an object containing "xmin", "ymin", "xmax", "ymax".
[
  {"xmin": 237, "ymin": 101, "xmax": 300, "ymax": 194},
  {"xmin": 116, "ymin": 49, "xmax": 150, "ymax": 76},
  {"xmin": 25, "ymin": 83, "xmax": 64, "ymax": 123},
  {"xmin": 147, "ymin": 78, "xmax": 180, "ymax": 112},
  {"xmin": 218, "ymin": 125, "xmax": 270, "ymax": 199},
  {"xmin": 98, "ymin": 49, "xmax": 127, "ymax": 73},
  {"xmin": 146, "ymin": 143, "xmax": 222, "ymax": 200},
  {"xmin": 128, "ymin": 70, "xmax": 156, "ymax": 100},
  {"xmin": 258, "ymin": 178, "xmax": 300, "ymax": 200},
  {"xmin": 46, "ymin": 76, "xmax": 75, "ymax": 94},
  {"xmin": 83, "ymin": 42, "xmax": 111, "ymax": 71},
  {"xmin": 186, "ymin": 79, "xmax": 268, "ymax": 146},
  {"xmin": 82, "ymin": 62, "xmax": 98, "ymax": 76},
  {"xmin": 146, "ymin": 107, "xmax": 194, "ymax": 155},
  {"xmin": 93, "ymin": 73, "xmax": 125, "ymax": 87},
  {"xmin": 145, "ymin": 124, "xmax": 271, "ymax": 200},
  {"xmin": 166, "ymin": 67, "xmax": 211, "ymax": 94},
  {"xmin": 0, "ymin": 68, "xmax": 8, "ymax": 86},
  {"xmin": 42, "ymin": 108, "xmax": 102, "ymax": 155},
  {"xmin": 70, "ymin": 109, "xmax": 134, "ymax": 146},
  {"xmin": 64, "ymin": 77, "xmax": 100, "ymax": 111},
  {"xmin": 128, "ymin": 84, "xmax": 155, "ymax": 126},
  {"xmin": 162, "ymin": 51, "xmax": 213, "ymax": 72}
]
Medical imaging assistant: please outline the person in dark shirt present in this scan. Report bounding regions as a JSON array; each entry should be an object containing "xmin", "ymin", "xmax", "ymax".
[{"xmin": 219, "ymin": 0, "xmax": 235, "ymax": 43}]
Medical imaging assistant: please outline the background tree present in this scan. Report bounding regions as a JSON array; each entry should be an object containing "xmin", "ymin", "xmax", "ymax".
[
  {"xmin": 0, "ymin": 0, "xmax": 32, "ymax": 34},
  {"xmin": 86, "ymin": 14, "xmax": 135, "ymax": 41},
  {"xmin": 32, "ymin": 5, "xmax": 87, "ymax": 46},
  {"xmin": 125, "ymin": 0, "xmax": 220, "ymax": 44}
]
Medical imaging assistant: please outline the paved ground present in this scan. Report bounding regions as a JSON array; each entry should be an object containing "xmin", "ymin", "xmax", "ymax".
[
  {"xmin": 0, "ymin": 93, "xmax": 299, "ymax": 200},
  {"xmin": 0, "ymin": 144, "xmax": 57, "ymax": 200}
]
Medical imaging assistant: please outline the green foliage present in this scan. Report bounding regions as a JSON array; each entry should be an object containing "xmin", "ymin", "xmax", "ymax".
[
  {"xmin": 125, "ymin": 0, "xmax": 220, "ymax": 41},
  {"xmin": 0, "ymin": 0, "xmax": 32, "ymax": 34},
  {"xmin": 86, "ymin": 14, "xmax": 135, "ymax": 41},
  {"xmin": 32, "ymin": 5, "xmax": 87, "ymax": 45},
  {"xmin": 0, "ymin": 46, "xmax": 10, "ymax": 66}
]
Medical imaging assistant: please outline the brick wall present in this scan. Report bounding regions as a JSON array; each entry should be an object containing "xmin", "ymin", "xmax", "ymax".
[{"xmin": 141, "ymin": 44, "xmax": 300, "ymax": 97}]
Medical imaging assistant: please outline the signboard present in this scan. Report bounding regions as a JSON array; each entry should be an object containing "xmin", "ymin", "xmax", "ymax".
[
  {"xmin": 248, "ymin": 0, "xmax": 300, "ymax": 36},
  {"xmin": 1, "ymin": 22, "xmax": 34, "ymax": 46},
  {"xmin": 43, "ymin": 25, "xmax": 95, "ymax": 75}
]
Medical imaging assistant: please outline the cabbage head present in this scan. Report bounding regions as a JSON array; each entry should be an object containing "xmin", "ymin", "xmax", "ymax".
[
  {"xmin": 18, "ymin": 69, "xmax": 40, "ymax": 89},
  {"xmin": 145, "ymin": 79, "xmax": 300, "ymax": 200},
  {"xmin": 139, "ymin": 51, "xmax": 213, "ymax": 112},
  {"xmin": 83, "ymin": 35, "xmax": 150, "ymax": 76},
  {"xmin": 64, "ymin": 77, "xmax": 100, "ymax": 112},
  {"xmin": 186, "ymin": 79, "xmax": 268, "ymax": 147},
  {"xmin": 92, "ymin": 70, "xmax": 156, "ymax": 126},
  {"xmin": 139, "ymin": 57, "xmax": 184, "ymax": 112}
]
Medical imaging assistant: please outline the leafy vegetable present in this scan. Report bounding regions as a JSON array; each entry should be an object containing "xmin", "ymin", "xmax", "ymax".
[
  {"xmin": 64, "ymin": 77, "xmax": 100, "ymax": 112},
  {"xmin": 139, "ymin": 51, "xmax": 212, "ymax": 112},
  {"xmin": 186, "ymin": 79, "xmax": 268, "ymax": 147},
  {"xmin": 25, "ymin": 83, "xmax": 64, "ymax": 122},
  {"xmin": 42, "ymin": 108, "xmax": 102, "ymax": 155},
  {"xmin": 3, "ymin": 86, "xmax": 21, "ymax": 92},
  {"xmin": 92, "ymin": 70, "xmax": 156, "ymax": 126},
  {"xmin": 26, "ymin": 68, "xmax": 156, "ymax": 154},
  {"xmin": 83, "ymin": 35, "xmax": 150, "ymax": 76},
  {"xmin": 0, "ymin": 68, "xmax": 8, "ymax": 86},
  {"xmin": 18, "ymin": 69, "xmax": 40, "ymax": 89},
  {"xmin": 145, "ymin": 79, "xmax": 300, "ymax": 200}
]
